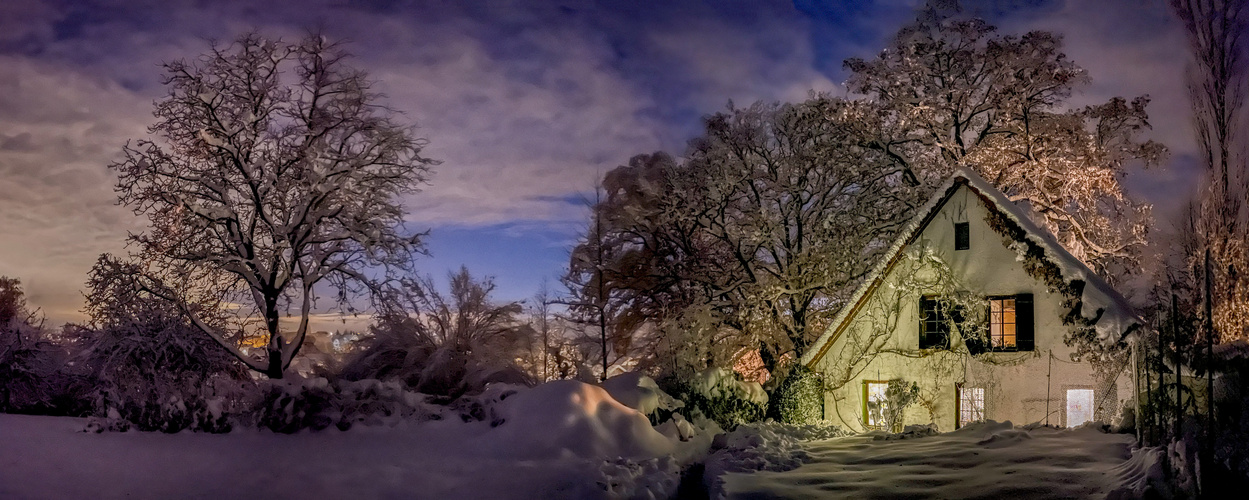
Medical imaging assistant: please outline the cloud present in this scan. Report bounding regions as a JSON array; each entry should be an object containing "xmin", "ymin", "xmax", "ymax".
[
  {"xmin": 0, "ymin": 1, "xmax": 668, "ymax": 322},
  {"xmin": 4, "ymin": 0, "xmax": 1196, "ymax": 325},
  {"xmin": 0, "ymin": 55, "xmax": 150, "ymax": 321}
]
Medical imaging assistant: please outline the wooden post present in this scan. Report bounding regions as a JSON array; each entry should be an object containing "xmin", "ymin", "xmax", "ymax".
[
  {"xmin": 1046, "ymin": 350, "xmax": 1052, "ymax": 427},
  {"xmin": 1172, "ymin": 292, "xmax": 1181, "ymax": 442},
  {"xmin": 1203, "ymin": 248, "xmax": 1215, "ymax": 489},
  {"xmin": 1132, "ymin": 338, "xmax": 1141, "ymax": 445}
]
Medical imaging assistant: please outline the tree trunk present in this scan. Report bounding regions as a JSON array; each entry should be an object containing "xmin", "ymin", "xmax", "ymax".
[{"xmin": 264, "ymin": 295, "xmax": 284, "ymax": 380}]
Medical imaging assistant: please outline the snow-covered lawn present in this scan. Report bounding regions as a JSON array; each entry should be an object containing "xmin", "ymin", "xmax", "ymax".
[
  {"xmin": 0, "ymin": 380, "xmax": 702, "ymax": 500},
  {"xmin": 0, "ymin": 412, "xmax": 680, "ymax": 500},
  {"xmin": 0, "ymin": 376, "xmax": 1163, "ymax": 500},
  {"xmin": 722, "ymin": 421, "xmax": 1161, "ymax": 500}
]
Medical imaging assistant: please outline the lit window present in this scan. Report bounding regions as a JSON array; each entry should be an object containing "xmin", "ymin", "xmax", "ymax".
[
  {"xmin": 1066, "ymin": 389, "xmax": 1094, "ymax": 427},
  {"xmin": 988, "ymin": 297, "xmax": 1016, "ymax": 349},
  {"xmin": 958, "ymin": 385, "xmax": 984, "ymax": 428},
  {"xmin": 864, "ymin": 381, "xmax": 889, "ymax": 429}
]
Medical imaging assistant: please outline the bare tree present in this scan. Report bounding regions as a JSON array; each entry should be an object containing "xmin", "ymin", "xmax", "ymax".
[
  {"xmin": 1171, "ymin": 0, "xmax": 1249, "ymax": 343},
  {"xmin": 570, "ymin": 99, "xmax": 912, "ymax": 376},
  {"xmin": 564, "ymin": 181, "xmax": 649, "ymax": 381},
  {"xmin": 531, "ymin": 279, "xmax": 555, "ymax": 381},
  {"xmin": 110, "ymin": 32, "xmax": 435, "ymax": 378},
  {"xmin": 845, "ymin": 2, "xmax": 1166, "ymax": 275}
]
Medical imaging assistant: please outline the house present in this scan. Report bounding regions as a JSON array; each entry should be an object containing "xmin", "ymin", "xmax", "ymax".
[{"xmin": 800, "ymin": 168, "xmax": 1140, "ymax": 432}]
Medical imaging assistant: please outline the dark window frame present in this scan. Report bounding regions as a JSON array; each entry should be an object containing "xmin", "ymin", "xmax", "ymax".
[
  {"xmin": 954, "ymin": 222, "xmax": 970, "ymax": 250},
  {"xmin": 919, "ymin": 295, "xmax": 951, "ymax": 349}
]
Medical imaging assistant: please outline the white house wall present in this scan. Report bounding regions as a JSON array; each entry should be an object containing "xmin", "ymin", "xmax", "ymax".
[{"xmin": 814, "ymin": 184, "xmax": 1134, "ymax": 432}]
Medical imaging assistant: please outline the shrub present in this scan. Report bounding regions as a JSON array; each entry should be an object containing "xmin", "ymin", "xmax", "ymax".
[
  {"xmin": 767, "ymin": 365, "xmax": 823, "ymax": 424},
  {"xmin": 0, "ymin": 277, "xmax": 87, "ymax": 416},
  {"xmin": 658, "ymin": 368, "xmax": 767, "ymax": 430},
  {"xmin": 251, "ymin": 378, "xmax": 444, "ymax": 433},
  {"xmin": 75, "ymin": 255, "xmax": 252, "ymax": 433},
  {"xmin": 339, "ymin": 268, "xmax": 536, "ymax": 399}
]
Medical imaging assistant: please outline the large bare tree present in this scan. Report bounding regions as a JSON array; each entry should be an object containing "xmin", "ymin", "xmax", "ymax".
[
  {"xmin": 111, "ymin": 32, "xmax": 435, "ymax": 378},
  {"xmin": 569, "ymin": 99, "xmax": 911, "ymax": 374},
  {"xmin": 845, "ymin": 3, "xmax": 1166, "ymax": 276},
  {"xmin": 1171, "ymin": 0, "xmax": 1249, "ymax": 342}
]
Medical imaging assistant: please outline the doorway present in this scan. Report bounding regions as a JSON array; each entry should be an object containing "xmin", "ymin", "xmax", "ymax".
[{"xmin": 1066, "ymin": 388, "xmax": 1094, "ymax": 427}]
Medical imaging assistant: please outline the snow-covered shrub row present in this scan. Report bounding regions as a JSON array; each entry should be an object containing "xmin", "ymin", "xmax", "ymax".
[
  {"xmin": 658, "ymin": 368, "xmax": 767, "ymax": 430},
  {"xmin": 701, "ymin": 421, "xmax": 847, "ymax": 498},
  {"xmin": 766, "ymin": 365, "xmax": 823, "ymax": 424},
  {"xmin": 251, "ymin": 378, "xmax": 448, "ymax": 433}
]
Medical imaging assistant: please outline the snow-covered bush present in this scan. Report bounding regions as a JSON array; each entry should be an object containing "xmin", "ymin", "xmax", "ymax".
[
  {"xmin": 340, "ymin": 268, "xmax": 537, "ymax": 399},
  {"xmin": 767, "ymin": 365, "xmax": 823, "ymax": 424},
  {"xmin": 0, "ymin": 317, "xmax": 69, "ymax": 414},
  {"xmin": 251, "ymin": 377, "xmax": 444, "ymax": 433},
  {"xmin": 76, "ymin": 256, "xmax": 251, "ymax": 433},
  {"xmin": 659, "ymin": 368, "xmax": 767, "ymax": 430},
  {"xmin": 867, "ymin": 379, "xmax": 919, "ymax": 433},
  {"xmin": 0, "ymin": 277, "xmax": 85, "ymax": 416}
]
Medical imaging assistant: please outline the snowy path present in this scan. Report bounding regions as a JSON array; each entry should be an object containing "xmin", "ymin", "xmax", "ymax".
[
  {"xmin": 0, "ymin": 413, "xmax": 676, "ymax": 500},
  {"xmin": 721, "ymin": 422, "xmax": 1158, "ymax": 500}
]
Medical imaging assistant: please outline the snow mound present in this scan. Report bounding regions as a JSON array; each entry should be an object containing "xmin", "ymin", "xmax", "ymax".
[
  {"xmin": 1106, "ymin": 446, "xmax": 1168, "ymax": 500},
  {"xmin": 655, "ymin": 412, "xmax": 699, "ymax": 442},
  {"xmin": 870, "ymin": 423, "xmax": 940, "ymax": 441},
  {"xmin": 600, "ymin": 372, "xmax": 683, "ymax": 416},
  {"xmin": 486, "ymin": 379, "xmax": 677, "ymax": 460},
  {"xmin": 690, "ymin": 367, "xmax": 768, "ymax": 406}
]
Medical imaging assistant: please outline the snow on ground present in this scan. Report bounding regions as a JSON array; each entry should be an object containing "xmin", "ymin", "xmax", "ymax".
[
  {"xmin": 0, "ymin": 376, "xmax": 1164, "ymax": 500},
  {"xmin": 0, "ymin": 379, "xmax": 708, "ymax": 500},
  {"xmin": 721, "ymin": 420, "xmax": 1163, "ymax": 500}
]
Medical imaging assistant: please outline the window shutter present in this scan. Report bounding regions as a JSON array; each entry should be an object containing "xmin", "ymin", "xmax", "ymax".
[{"xmin": 1016, "ymin": 293, "xmax": 1034, "ymax": 351}]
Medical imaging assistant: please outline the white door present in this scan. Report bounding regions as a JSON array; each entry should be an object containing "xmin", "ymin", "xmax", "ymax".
[{"xmin": 1066, "ymin": 389, "xmax": 1094, "ymax": 427}]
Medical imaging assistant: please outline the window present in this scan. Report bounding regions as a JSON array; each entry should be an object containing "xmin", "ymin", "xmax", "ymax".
[
  {"xmin": 922, "ymin": 296, "xmax": 969, "ymax": 350},
  {"xmin": 919, "ymin": 296, "xmax": 951, "ymax": 349},
  {"xmin": 957, "ymin": 384, "xmax": 984, "ymax": 428},
  {"xmin": 988, "ymin": 297, "xmax": 1017, "ymax": 349},
  {"xmin": 1066, "ymin": 389, "xmax": 1094, "ymax": 427},
  {"xmin": 955, "ymin": 222, "xmax": 970, "ymax": 250},
  {"xmin": 863, "ymin": 381, "xmax": 889, "ymax": 430}
]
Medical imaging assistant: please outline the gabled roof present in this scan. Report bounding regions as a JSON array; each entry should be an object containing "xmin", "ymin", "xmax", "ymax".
[{"xmin": 801, "ymin": 168, "xmax": 1140, "ymax": 368}]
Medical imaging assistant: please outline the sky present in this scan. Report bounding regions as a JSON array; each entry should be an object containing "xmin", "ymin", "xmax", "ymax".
[{"xmin": 0, "ymin": 0, "xmax": 1197, "ymax": 330}]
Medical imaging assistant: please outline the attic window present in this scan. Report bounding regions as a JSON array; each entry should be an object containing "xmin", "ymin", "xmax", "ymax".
[{"xmin": 955, "ymin": 222, "xmax": 970, "ymax": 250}]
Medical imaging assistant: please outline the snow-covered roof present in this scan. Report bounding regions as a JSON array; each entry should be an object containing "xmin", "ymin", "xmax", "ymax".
[{"xmin": 802, "ymin": 168, "xmax": 1141, "ymax": 368}]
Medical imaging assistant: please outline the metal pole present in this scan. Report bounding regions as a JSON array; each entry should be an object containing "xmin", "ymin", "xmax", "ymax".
[{"xmin": 1046, "ymin": 350, "xmax": 1052, "ymax": 426}]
